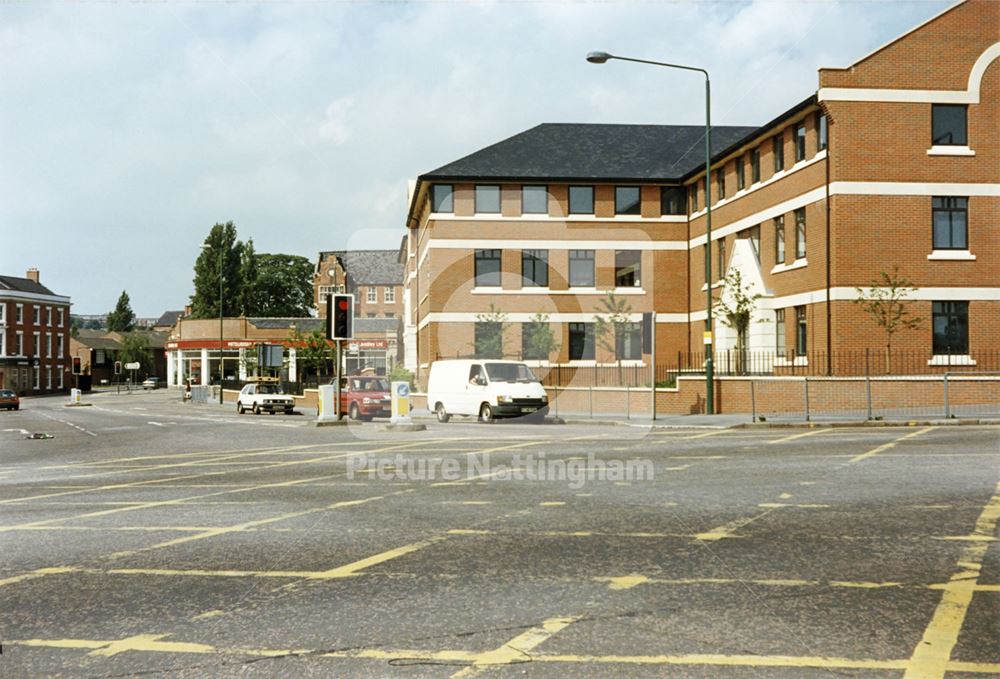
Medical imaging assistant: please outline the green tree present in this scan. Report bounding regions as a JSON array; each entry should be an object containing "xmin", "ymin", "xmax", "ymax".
[
  {"xmin": 474, "ymin": 304, "xmax": 509, "ymax": 359},
  {"xmin": 853, "ymin": 266, "xmax": 923, "ymax": 373},
  {"xmin": 106, "ymin": 291, "xmax": 136, "ymax": 332},
  {"xmin": 714, "ymin": 269, "xmax": 762, "ymax": 375},
  {"xmin": 191, "ymin": 222, "xmax": 242, "ymax": 318},
  {"xmin": 522, "ymin": 313, "xmax": 559, "ymax": 363},
  {"xmin": 119, "ymin": 332, "xmax": 153, "ymax": 376},
  {"xmin": 237, "ymin": 238, "xmax": 261, "ymax": 316},
  {"xmin": 254, "ymin": 254, "xmax": 314, "ymax": 317},
  {"xmin": 593, "ymin": 291, "xmax": 633, "ymax": 377},
  {"xmin": 288, "ymin": 326, "xmax": 335, "ymax": 381}
]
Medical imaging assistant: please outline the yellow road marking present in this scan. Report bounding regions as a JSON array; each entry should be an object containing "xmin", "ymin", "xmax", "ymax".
[
  {"xmin": 769, "ymin": 429, "xmax": 828, "ymax": 444},
  {"xmin": 534, "ymin": 653, "xmax": 907, "ymax": 670},
  {"xmin": 539, "ymin": 501, "xmax": 566, "ymax": 507},
  {"xmin": 191, "ymin": 610, "xmax": 224, "ymax": 621},
  {"xmin": 849, "ymin": 426, "xmax": 933, "ymax": 464},
  {"xmin": 603, "ymin": 574, "xmax": 650, "ymax": 590},
  {"xmin": 0, "ymin": 567, "xmax": 80, "ymax": 589},
  {"xmin": 89, "ymin": 633, "xmax": 216, "ymax": 657},
  {"xmin": 683, "ymin": 430, "xmax": 728, "ymax": 439},
  {"xmin": 694, "ymin": 507, "xmax": 776, "ymax": 541},
  {"xmin": 449, "ymin": 616, "xmax": 578, "ymax": 678},
  {"xmin": 903, "ymin": 481, "xmax": 1000, "ymax": 679},
  {"xmin": 758, "ymin": 503, "xmax": 830, "ymax": 509},
  {"xmin": 932, "ymin": 535, "xmax": 997, "ymax": 542}
]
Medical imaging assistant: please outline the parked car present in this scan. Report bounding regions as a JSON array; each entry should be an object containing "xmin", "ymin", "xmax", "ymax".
[
  {"xmin": 141, "ymin": 377, "xmax": 161, "ymax": 390},
  {"xmin": 427, "ymin": 359, "xmax": 548, "ymax": 423},
  {"xmin": 237, "ymin": 380, "xmax": 295, "ymax": 415},
  {"xmin": 336, "ymin": 375, "xmax": 391, "ymax": 421},
  {"xmin": 0, "ymin": 389, "xmax": 19, "ymax": 411}
]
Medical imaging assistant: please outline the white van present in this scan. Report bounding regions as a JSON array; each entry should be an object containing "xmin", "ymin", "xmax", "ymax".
[{"xmin": 427, "ymin": 359, "xmax": 549, "ymax": 423}]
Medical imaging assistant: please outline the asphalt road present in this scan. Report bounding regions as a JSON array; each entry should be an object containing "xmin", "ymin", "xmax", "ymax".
[{"xmin": 1, "ymin": 390, "xmax": 998, "ymax": 678}]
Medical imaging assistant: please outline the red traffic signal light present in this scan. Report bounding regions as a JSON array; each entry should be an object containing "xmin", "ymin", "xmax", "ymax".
[
  {"xmin": 72, "ymin": 357, "xmax": 82, "ymax": 375},
  {"xmin": 327, "ymin": 293, "xmax": 354, "ymax": 340}
]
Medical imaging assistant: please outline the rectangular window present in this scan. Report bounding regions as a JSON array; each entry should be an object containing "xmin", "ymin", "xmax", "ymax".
[
  {"xmin": 616, "ymin": 323, "xmax": 642, "ymax": 360},
  {"xmin": 474, "ymin": 184, "xmax": 500, "ymax": 213},
  {"xmin": 775, "ymin": 309, "xmax": 786, "ymax": 356},
  {"xmin": 33, "ymin": 306, "xmax": 40, "ymax": 324},
  {"xmin": 568, "ymin": 323, "xmax": 595, "ymax": 360},
  {"xmin": 795, "ymin": 306, "xmax": 807, "ymax": 356},
  {"xmin": 384, "ymin": 312, "xmax": 395, "ymax": 319},
  {"xmin": 46, "ymin": 332, "xmax": 52, "ymax": 358},
  {"xmin": 750, "ymin": 147, "xmax": 761, "ymax": 184},
  {"xmin": 522, "ymin": 185, "xmax": 548, "ymax": 214},
  {"xmin": 474, "ymin": 322, "xmax": 503, "ymax": 359},
  {"xmin": 773, "ymin": 134, "xmax": 785, "ymax": 172},
  {"xmin": 932, "ymin": 104, "xmax": 967, "ymax": 145},
  {"xmin": 431, "ymin": 184, "xmax": 454, "ymax": 213},
  {"xmin": 736, "ymin": 157, "xmax": 745, "ymax": 191},
  {"xmin": 716, "ymin": 169, "xmax": 725, "ymax": 200},
  {"xmin": 16, "ymin": 304, "xmax": 23, "ymax": 324},
  {"xmin": 740, "ymin": 225, "xmax": 761, "ymax": 258},
  {"xmin": 33, "ymin": 332, "xmax": 39, "ymax": 357},
  {"xmin": 46, "ymin": 307, "xmax": 52, "ymax": 325},
  {"xmin": 794, "ymin": 208, "xmax": 807, "ymax": 259},
  {"xmin": 46, "ymin": 366, "xmax": 52, "ymax": 390},
  {"xmin": 521, "ymin": 249, "xmax": 548, "ymax": 287},
  {"xmin": 384, "ymin": 287, "xmax": 395, "ymax": 303},
  {"xmin": 366, "ymin": 287, "xmax": 377, "ymax": 303},
  {"xmin": 817, "ymin": 113, "xmax": 828, "ymax": 151},
  {"xmin": 96, "ymin": 349, "xmax": 105, "ymax": 365},
  {"xmin": 15, "ymin": 331, "xmax": 23, "ymax": 356},
  {"xmin": 615, "ymin": 186, "xmax": 641, "ymax": 215},
  {"xmin": 33, "ymin": 367, "xmax": 40, "ymax": 390},
  {"xmin": 614, "ymin": 250, "xmax": 641, "ymax": 288},
  {"xmin": 717, "ymin": 238, "xmax": 727, "ymax": 280},
  {"xmin": 58, "ymin": 308, "xmax": 64, "ymax": 327},
  {"xmin": 568, "ymin": 186, "xmax": 594, "ymax": 215},
  {"xmin": 660, "ymin": 187, "xmax": 685, "ymax": 215},
  {"xmin": 774, "ymin": 216, "xmax": 786, "ymax": 264},
  {"xmin": 932, "ymin": 301, "xmax": 969, "ymax": 354},
  {"xmin": 794, "ymin": 122, "xmax": 807, "ymax": 161},
  {"xmin": 58, "ymin": 369, "xmax": 63, "ymax": 390},
  {"xmin": 932, "ymin": 197, "xmax": 968, "ymax": 250},
  {"xmin": 690, "ymin": 184, "xmax": 698, "ymax": 212},
  {"xmin": 569, "ymin": 250, "xmax": 595, "ymax": 287},
  {"xmin": 521, "ymin": 322, "xmax": 550, "ymax": 361},
  {"xmin": 474, "ymin": 249, "xmax": 502, "ymax": 287},
  {"xmin": 58, "ymin": 333, "xmax": 64, "ymax": 359}
]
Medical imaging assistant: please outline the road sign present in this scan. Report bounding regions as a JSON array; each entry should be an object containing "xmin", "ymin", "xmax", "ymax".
[
  {"xmin": 348, "ymin": 342, "xmax": 359, "ymax": 353},
  {"xmin": 125, "ymin": 362, "xmax": 141, "ymax": 370}
]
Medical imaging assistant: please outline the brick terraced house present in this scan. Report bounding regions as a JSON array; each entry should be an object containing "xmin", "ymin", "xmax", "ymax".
[
  {"xmin": 404, "ymin": 0, "xmax": 999, "ymax": 388},
  {"xmin": 313, "ymin": 250, "xmax": 405, "ymax": 320},
  {"xmin": 0, "ymin": 269, "xmax": 72, "ymax": 395}
]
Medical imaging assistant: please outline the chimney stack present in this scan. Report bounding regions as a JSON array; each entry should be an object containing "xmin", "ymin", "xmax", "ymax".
[{"xmin": 26, "ymin": 268, "xmax": 39, "ymax": 283}]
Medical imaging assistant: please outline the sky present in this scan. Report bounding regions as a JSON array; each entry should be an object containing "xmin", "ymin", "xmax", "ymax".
[{"xmin": 1, "ymin": 0, "xmax": 952, "ymax": 317}]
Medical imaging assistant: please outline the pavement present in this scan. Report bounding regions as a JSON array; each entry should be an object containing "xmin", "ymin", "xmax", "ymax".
[{"xmin": 1, "ymin": 389, "xmax": 998, "ymax": 678}]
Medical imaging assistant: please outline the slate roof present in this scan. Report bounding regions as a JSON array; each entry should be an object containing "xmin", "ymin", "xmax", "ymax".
[
  {"xmin": 248, "ymin": 317, "xmax": 399, "ymax": 334},
  {"xmin": 420, "ymin": 123, "xmax": 758, "ymax": 183},
  {"xmin": 155, "ymin": 310, "xmax": 184, "ymax": 328},
  {"xmin": 316, "ymin": 250, "xmax": 404, "ymax": 286},
  {"xmin": 0, "ymin": 275, "xmax": 60, "ymax": 297},
  {"xmin": 73, "ymin": 330, "xmax": 123, "ymax": 351}
]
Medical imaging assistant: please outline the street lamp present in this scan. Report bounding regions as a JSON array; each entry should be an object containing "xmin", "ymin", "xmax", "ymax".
[
  {"xmin": 586, "ymin": 51, "xmax": 715, "ymax": 414},
  {"xmin": 202, "ymin": 243, "xmax": 225, "ymax": 405}
]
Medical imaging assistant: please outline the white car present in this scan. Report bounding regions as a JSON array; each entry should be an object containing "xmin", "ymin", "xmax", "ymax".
[{"xmin": 237, "ymin": 381, "xmax": 295, "ymax": 415}]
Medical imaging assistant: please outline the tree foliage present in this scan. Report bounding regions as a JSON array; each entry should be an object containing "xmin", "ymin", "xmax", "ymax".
[
  {"xmin": 106, "ymin": 291, "xmax": 136, "ymax": 332},
  {"xmin": 523, "ymin": 312, "xmax": 559, "ymax": 362},
  {"xmin": 593, "ymin": 291, "xmax": 633, "ymax": 365},
  {"xmin": 474, "ymin": 304, "xmax": 509, "ymax": 359},
  {"xmin": 715, "ymin": 269, "xmax": 762, "ymax": 371},
  {"xmin": 119, "ymin": 332, "xmax": 153, "ymax": 375},
  {"xmin": 190, "ymin": 223, "xmax": 314, "ymax": 318},
  {"xmin": 288, "ymin": 326, "xmax": 335, "ymax": 379},
  {"xmin": 853, "ymin": 266, "xmax": 923, "ymax": 365}
]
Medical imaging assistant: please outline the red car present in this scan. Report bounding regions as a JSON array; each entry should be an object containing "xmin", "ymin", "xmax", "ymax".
[
  {"xmin": 0, "ymin": 389, "xmax": 20, "ymax": 411},
  {"xmin": 338, "ymin": 376, "xmax": 391, "ymax": 421}
]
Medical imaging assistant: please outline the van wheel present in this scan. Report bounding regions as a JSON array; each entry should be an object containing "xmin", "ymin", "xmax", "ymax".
[
  {"xmin": 349, "ymin": 402, "xmax": 361, "ymax": 421},
  {"xmin": 237, "ymin": 402, "xmax": 245, "ymax": 414},
  {"xmin": 435, "ymin": 403, "xmax": 450, "ymax": 423},
  {"xmin": 479, "ymin": 403, "xmax": 494, "ymax": 423}
]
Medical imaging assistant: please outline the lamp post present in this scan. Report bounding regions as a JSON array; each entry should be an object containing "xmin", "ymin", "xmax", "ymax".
[
  {"xmin": 202, "ymin": 242, "xmax": 225, "ymax": 405},
  {"xmin": 586, "ymin": 51, "xmax": 714, "ymax": 414}
]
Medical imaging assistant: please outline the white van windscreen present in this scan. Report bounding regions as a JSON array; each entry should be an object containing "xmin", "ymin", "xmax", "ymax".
[{"xmin": 485, "ymin": 363, "xmax": 537, "ymax": 383}]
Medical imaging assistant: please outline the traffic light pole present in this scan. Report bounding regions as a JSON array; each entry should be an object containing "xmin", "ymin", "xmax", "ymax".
[{"xmin": 334, "ymin": 340, "xmax": 341, "ymax": 419}]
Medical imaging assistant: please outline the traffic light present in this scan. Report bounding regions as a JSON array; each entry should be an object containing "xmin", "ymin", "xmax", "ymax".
[
  {"xmin": 114, "ymin": 361, "xmax": 122, "ymax": 375},
  {"xmin": 72, "ymin": 357, "xmax": 81, "ymax": 375},
  {"xmin": 327, "ymin": 293, "xmax": 354, "ymax": 340}
]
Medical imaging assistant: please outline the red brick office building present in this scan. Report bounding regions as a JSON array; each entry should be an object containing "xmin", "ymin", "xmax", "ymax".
[
  {"xmin": 404, "ymin": 0, "xmax": 998, "ymax": 384},
  {"xmin": 0, "ymin": 269, "xmax": 72, "ymax": 395}
]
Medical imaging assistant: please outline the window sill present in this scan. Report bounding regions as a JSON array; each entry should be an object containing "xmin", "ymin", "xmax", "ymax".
[
  {"xmin": 770, "ymin": 258, "xmax": 808, "ymax": 274},
  {"xmin": 927, "ymin": 250, "xmax": 976, "ymax": 261},
  {"xmin": 927, "ymin": 146, "xmax": 975, "ymax": 157},
  {"xmin": 928, "ymin": 355, "xmax": 976, "ymax": 366},
  {"xmin": 774, "ymin": 357, "xmax": 809, "ymax": 367}
]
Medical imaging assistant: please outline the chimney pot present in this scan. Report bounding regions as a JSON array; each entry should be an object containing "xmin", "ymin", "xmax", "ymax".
[{"xmin": 26, "ymin": 268, "xmax": 39, "ymax": 283}]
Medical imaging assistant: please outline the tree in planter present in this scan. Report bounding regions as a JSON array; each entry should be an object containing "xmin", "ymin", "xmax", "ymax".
[
  {"xmin": 714, "ymin": 269, "xmax": 762, "ymax": 375},
  {"xmin": 593, "ymin": 291, "xmax": 633, "ymax": 381},
  {"xmin": 522, "ymin": 313, "xmax": 560, "ymax": 365},
  {"xmin": 106, "ymin": 291, "xmax": 136, "ymax": 332},
  {"xmin": 474, "ymin": 304, "xmax": 509, "ymax": 359},
  {"xmin": 853, "ymin": 266, "xmax": 923, "ymax": 373},
  {"xmin": 119, "ymin": 332, "xmax": 153, "ymax": 377}
]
